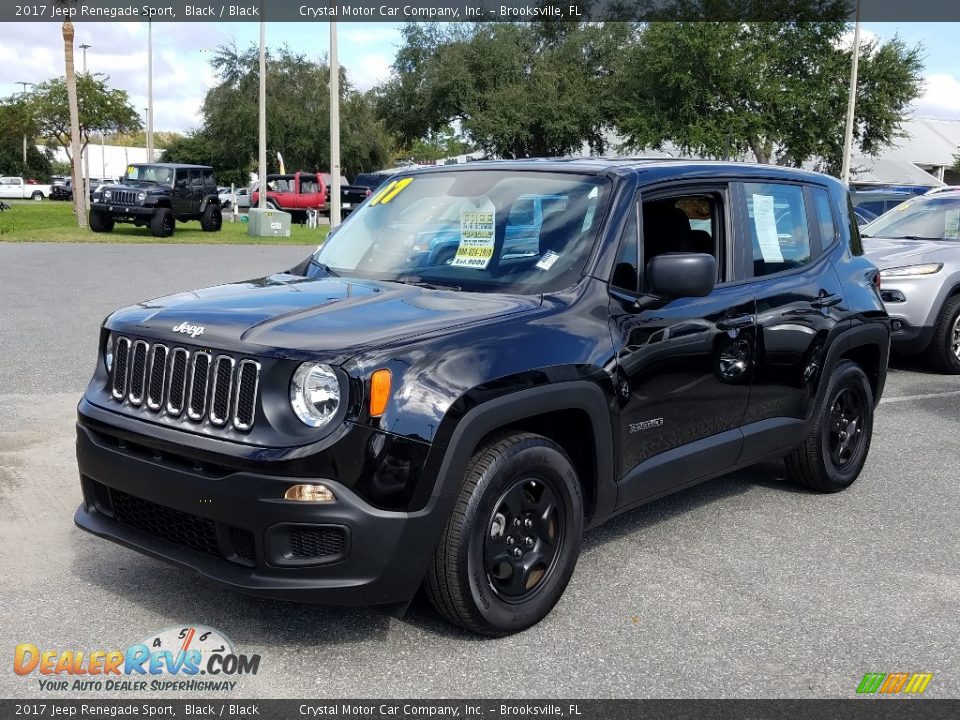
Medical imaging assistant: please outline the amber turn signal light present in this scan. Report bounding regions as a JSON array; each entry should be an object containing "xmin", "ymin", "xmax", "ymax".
[
  {"xmin": 284, "ymin": 484, "xmax": 336, "ymax": 503},
  {"xmin": 369, "ymin": 369, "xmax": 392, "ymax": 417}
]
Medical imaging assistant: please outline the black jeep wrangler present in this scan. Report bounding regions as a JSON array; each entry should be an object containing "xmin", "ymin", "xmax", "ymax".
[
  {"xmin": 89, "ymin": 163, "xmax": 222, "ymax": 237},
  {"xmin": 75, "ymin": 160, "xmax": 889, "ymax": 636}
]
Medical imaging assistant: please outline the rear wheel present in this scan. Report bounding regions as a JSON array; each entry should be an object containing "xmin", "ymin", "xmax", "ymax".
[
  {"xmin": 925, "ymin": 295, "xmax": 960, "ymax": 374},
  {"xmin": 88, "ymin": 210, "xmax": 114, "ymax": 233},
  {"xmin": 31, "ymin": 191, "xmax": 43, "ymax": 201},
  {"xmin": 426, "ymin": 432, "xmax": 584, "ymax": 636},
  {"xmin": 150, "ymin": 208, "xmax": 175, "ymax": 238},
  {"xmin": 785, "ymin": 360, "xmax": 874, "ymax": 492},
  {"xmin": 200, "ymin": 204, "xmax": 223, "ymax": 232}
]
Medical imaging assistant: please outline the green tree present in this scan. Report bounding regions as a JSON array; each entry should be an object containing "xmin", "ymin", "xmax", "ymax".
[
  {"xmin": 377, "ymin": 22, "xmax": 629, "ymax": 159},
  {"xmin": 0, "ymin": 97, "xmax": 52, "ymax": 179},
  {"xmin": 403, "ymin": 124, "xmax": 474, "ymax": 164},
  {"xmin": 613, "ymin": 22, "xmax": 924, "ymax": 173},
  {"xmin": 30, "ymin": 75, "xmax": 142, "ymax": 164},
  {"xmin": 174, "ymin": 43, "xmax": 392, "ymax": 183}
]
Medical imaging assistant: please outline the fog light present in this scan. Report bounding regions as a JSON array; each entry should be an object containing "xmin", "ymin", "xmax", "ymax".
[{"xmin": 284, "ymin": 484, "xmax": 336, "ymax": 503}]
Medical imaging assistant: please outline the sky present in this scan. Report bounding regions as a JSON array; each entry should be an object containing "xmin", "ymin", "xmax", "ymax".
[{"xmin": 0, "ymin": 21, "xmax": 957, "ymax": 135}]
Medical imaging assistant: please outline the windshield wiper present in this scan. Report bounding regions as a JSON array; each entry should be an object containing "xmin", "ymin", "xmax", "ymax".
[
  {"xmin": 895, "ymin": 235, "xmax": 942, "ymax": 241},
  {"xmin": 309, "ymin": 259, "xmax": 339, "ymax": 277},
  {"xmin": 389, "ymin": 278, "xmax": 461, "ymax": 291}
]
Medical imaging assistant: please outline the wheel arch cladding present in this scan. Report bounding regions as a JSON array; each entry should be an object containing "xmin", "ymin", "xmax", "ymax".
[{"xmin": 428, "ymin": 382, "xmax": 616, "ymax": 526}]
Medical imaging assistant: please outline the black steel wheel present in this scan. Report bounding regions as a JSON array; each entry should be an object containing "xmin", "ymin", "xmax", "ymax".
[
  {"xmin": 426, "ymin": 432, "xmax": 583, "ymax": 636},
  {"xmin": 785, "ymin": 360, "xmax": 874, "ymax": 492}
]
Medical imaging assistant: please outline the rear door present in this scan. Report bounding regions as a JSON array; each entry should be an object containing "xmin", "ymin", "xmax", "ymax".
[
  {"xmin": 609, "ymin": 182, "xmax": 757, "ymax": 509},
  {"xmin": 736, "ymin": 180, "xmax": 846, "ymax": 458}
]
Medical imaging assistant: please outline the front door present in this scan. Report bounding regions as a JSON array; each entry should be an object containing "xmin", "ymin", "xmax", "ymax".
[{"xmin": 609, "ymin": 185, "xmax": 756, "ymax": 510}]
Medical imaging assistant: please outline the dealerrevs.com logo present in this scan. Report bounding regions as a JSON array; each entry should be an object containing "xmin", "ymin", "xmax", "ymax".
[{"xmin": 14, "ymin": 626, "xmax": 260, "ymax": 692}]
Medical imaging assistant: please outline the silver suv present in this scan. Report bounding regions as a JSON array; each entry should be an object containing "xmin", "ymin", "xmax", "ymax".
[{"xmin": 862, "ymin": 190, "xmax": 960, "ymax": 373}]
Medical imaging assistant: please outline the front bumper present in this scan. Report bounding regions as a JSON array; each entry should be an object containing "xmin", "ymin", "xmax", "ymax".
[
  {"xmin": 74, "ymin": 419, "xmax": 452, "ymax": 606},
  {"xmin": 91, "ymin": 202, "xmax": 155, "ymax": 219}
]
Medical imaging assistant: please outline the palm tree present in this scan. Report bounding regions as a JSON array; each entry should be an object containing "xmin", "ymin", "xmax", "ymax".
[{"xmin": 58, "ymin": 2, "xmax": 87, "ymax": 228}]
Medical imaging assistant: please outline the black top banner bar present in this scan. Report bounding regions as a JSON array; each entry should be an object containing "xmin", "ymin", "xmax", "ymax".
[
  {"xmin": 2, "ymin": 700, "xmax": 960, "ymax": 720},
  {"xmin": 3, "ymin": 0, "xmax": 960, "ymax": 23}
]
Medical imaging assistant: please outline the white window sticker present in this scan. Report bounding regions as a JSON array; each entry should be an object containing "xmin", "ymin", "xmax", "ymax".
[
  {"xmin": 945, "ymin": 208, "xmax": 960, "ymax": 239},
  {"xmin": 536, "ymin": 250, "xmax": 560, "ymax": 271},
  {"xmin": 453, "ymin": 199, "xmax": 496, "ymax": 269},
  {"xmin": 752, "ymin": 194, "xmax": 784, "ymax": 262}
]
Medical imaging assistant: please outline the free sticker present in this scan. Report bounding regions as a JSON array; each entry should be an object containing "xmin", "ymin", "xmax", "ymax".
[
  {"xmin": 453, "ymin": 199, "xmax": 496, "ymax": 269},
  {"xmin": 536, "ymin": 250, "xmax": 560, "ymax": 271}
]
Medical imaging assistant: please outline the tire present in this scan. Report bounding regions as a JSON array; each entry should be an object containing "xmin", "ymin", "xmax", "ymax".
[
  {"xmin": 31, "ymin": 191, "xmax": 43, "ymax": 201},
  {"xmin": 221, "ymin": 200, "xmax": 231, "ymax": 211},
  {"xmin": 426, "ymin": 432, "xmax": 584, "ymax": 636},
  {"xmin": 200, "ymin": 204, "xmax": 223, "ymax": 232},
  {"xmin": 784, "ymin": 360, "xmax": 874, "ymax": 492},
  {"xmin": 266, "ymin": 201, "xmax": 281, "ymax": 212},
  {"xmin": 88, "ymin": 210, "xmax": 114, "ymax": 233},
  {"xmin": 150, "ymin": 208, "xmax": 175, "ymax": 238},
  {"xmin": 924, "ymin": 295, "xmax": 960, "ymax": 374}
]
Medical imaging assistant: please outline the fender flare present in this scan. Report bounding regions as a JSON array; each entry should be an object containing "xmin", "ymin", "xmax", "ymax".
[
  {"xmin": 429, "ymin": 381, "xmax": 617, "ymax": 525},
  {"xmin": 813, "ymin": 319, "xmax": 890, "ymax": 413}
]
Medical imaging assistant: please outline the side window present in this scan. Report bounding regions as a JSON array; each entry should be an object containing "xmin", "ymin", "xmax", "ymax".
[
  {"xmin": 175, "ymin": 170, "xmax": 188, "ymax": 190},
  {"xmin": 203, "ymin": 169, "xmax": 216, "ymax": 192},
  {"xmin": 641, "ymin": 192, "xmax": 724, "ymax": 283},
  {"xmin": 188, "ymin": 170, "xmax": 203, "ymax": 190},
  {"xmin": 744, "ymin": 182, "xmax": 811, "ymax": 277},
  {"xmin": 611, "ymin": 204, "xmax": 640, "ymax": 293},
  {"xmin": 811, "ymin": 187, "xmax": 837, "ymax": 248}
]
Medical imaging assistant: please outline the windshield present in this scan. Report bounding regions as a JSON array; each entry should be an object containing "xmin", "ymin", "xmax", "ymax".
[
  {"xmin": 862, "ymin": 195, "xmax": 960, "ymax": 240},
  {"xmin": 308, "ymin": 170, "xmax": 611, "ymax": 294},
  {"xmin": 124, "ymin": 165, "xmax": 173, "ymax": 186}
]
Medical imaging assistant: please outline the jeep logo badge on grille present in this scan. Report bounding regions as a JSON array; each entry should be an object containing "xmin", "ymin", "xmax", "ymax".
[{"xmin": 172, "ymin": 322, "xmax": 205, "ymax": 339}]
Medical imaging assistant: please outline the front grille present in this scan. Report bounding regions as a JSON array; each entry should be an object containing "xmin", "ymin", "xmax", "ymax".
[
  {"xmin": 110, "ymin": 487, "xmax": 220, "ymax": 557},
  {"xmin": 110, "ymin": 190, "xmax": 139, "ymax": 205},
  {"xmin": 110, "ymin": 336, "xmax": 260, "ymax": 431},
  {"xmin": 289, "ymin": 528, "xmax": 346, "ymax": 559}
]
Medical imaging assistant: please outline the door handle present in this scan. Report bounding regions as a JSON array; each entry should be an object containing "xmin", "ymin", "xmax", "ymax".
[
  {"xmin": 811, "ymin": 293, "xmax": 842, "ymax": 309},
  {"xmin": 716, "ymin": 314, "xmax": 755, "ymax": 331}
]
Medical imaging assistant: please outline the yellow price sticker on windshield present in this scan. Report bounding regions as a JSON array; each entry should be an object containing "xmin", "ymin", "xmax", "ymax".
[{"xmin": 126, "ymin": 166, "xmax": 135, "ymax": 175}]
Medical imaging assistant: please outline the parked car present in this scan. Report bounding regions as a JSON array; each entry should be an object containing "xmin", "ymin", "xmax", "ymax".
[
  {"xmin": 251, "ymin": 172, "xmax": 328, "ymax": 218},
  {"xmin": 853, "ymin": 205, "xmax": 878, "ymax": 227},
  {"xmin": 88, "ymin": 163, "xmax": 222, "ymax": 237},
  {"xmin": 220, "ymin": 187, "xmax": 251, "ymax": 211},
  {"xmin": 850, "ymin": 189, "xmax": 914, "ymax": 218},
  {"xmin": 0, "ymin": 176, "xmax": 52, "ymax": 201},
  {"xmin": 75, "ymin": 160, "xmax": 888, "ymax": 636},
  {"xmin": 50, "ymin": 179, "xmax": 73, "ymax": 201},
  {"xmin": 862, "ymin": 192, "xmax": 960, "ymax": 372}
]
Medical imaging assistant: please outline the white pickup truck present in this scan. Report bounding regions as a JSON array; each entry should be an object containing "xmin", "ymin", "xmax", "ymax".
[{"xmin": 0, "ymin": 176, "xmax": 52, "ymax": 201}]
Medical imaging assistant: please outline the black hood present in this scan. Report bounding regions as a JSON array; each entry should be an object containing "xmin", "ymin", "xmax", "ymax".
[{"xmin": 105, "ymin": 273, "xmax": 542, "ymax": 364}]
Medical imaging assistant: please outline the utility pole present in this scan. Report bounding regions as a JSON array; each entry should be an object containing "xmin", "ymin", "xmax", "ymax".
[
  {"xmin": 17, "ymin": 81, "xmax": 34, "ymax": 166},
  {"xmin": 147, "ymin": 20, "xmax": 154, "ymax": 160},
  {"xmin": 840, "ymin": 0, "xmax": 862, "ymax": 185},
  {"xmin": 329, "ymin": 18, "xmax": 341, "ymax": 227},
  {"xmin": 79, "ymin": 43, "xmax": 92, "ymax": 210},
  {"xmin": 258, "ymin": 10, "xmax": 266, "ymax": 210}
]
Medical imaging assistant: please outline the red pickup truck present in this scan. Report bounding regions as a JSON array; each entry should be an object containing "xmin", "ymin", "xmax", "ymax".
[{"xmin": 251, "ymin": 171, "xmax": 366, "ymax": 217}]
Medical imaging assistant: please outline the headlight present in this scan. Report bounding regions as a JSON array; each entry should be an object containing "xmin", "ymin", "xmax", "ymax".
[
  {"xmin": 103, "ymin": 190, "xmax": 112, "ymax": 200},
  {"xmin": 137, "ymin": 192, "xmax": 147, "ymax": 202},
  {"xmin": 104, "ymin": 335, "xmax": 114, "ymax": 373},
  {"xmin": 290, "ymin": 363, "xmax": 341, "ymax": 428},
  {"xmin": 880, "ymin": 263, "xmax": 943, "ymax": 278}
]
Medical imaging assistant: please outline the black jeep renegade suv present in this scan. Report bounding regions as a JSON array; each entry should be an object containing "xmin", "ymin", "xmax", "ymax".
[
  {"xmin": 89, "ymin": 163, "xmax": 222, "ymax": 238},
  {"xmin": 75, "ymin": 160, "xmax": 889, "ymax": 636}
]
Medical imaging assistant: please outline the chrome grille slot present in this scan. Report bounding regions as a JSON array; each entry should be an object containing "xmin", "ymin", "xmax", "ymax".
[
  {"xmin": 209, "ymin": 356, "xmax": 235, "ymax": 427},
  {"xmin": 166, "ymin": 348, "xmax": 189, "ymax": 416},
  {"xmin": 146, "ymin": 345, "xmax": 168, "ymax": 411},
  {"xmin": 128, "ymin": 341, "xmax": 149, "ymax": 406},
  {"xmin": 106, "ymin": 337, "xmax": 261, "ymax": 432},
  {"xmin": 111, "ymin": 337, "xmax": 131, "ymax": 399},
  {"xmin": 188, "ymin": 352, "xmax": 211, "ymax": 421},
  {"xmin": 233, "ymin": 360, "xmax": 260, "ymax": 431}
]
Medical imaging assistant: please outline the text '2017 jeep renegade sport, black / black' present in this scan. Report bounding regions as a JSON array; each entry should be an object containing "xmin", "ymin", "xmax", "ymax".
[
  {"xmin": 89, "ymin": 163, "xmax": 223, "ymax": 238},
  {"xmin": 75, "ymin": 160, "xmax": 889, "ymax": 636}
]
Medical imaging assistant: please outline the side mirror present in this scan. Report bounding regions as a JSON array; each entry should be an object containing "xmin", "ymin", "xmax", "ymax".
[{"xmin": 647, "ymin": 253, "xmax": 716, "ymax": 299}]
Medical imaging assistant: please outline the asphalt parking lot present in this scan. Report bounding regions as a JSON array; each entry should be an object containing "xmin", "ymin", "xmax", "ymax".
[{"xmin": 1, "ymin": 243, "xmax": 958, "ymax": 699}]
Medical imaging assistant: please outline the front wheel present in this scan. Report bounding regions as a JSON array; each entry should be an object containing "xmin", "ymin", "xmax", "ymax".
[
  {"xmin": 925, "ymin": 295, "xmax": 960, "ymax": 374},
  {"xmin": 150, "ymin": 208, "xmax": 175, "ymax": 238},
  {"xmin": 426, "ymin": 432, "xmax": 584, "ymax": 636},
  {"xmin": 88, "ymin": 210, "xmax": 114, "ymax": 233},
  {"xmin": 785, "ymin": 360, "xmax": 874, "ymax": 492}
]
